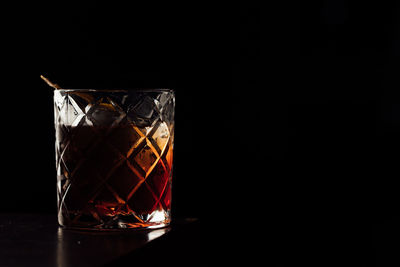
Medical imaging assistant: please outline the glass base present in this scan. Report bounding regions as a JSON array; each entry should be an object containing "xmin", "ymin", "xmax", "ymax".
[{"xmin": 59, "ymin": 209, "xmax": 171, "ymax": 230}]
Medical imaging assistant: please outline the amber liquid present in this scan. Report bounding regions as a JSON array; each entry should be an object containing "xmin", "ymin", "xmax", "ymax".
[{"xmin": 56, "ymin": 122, "xmax": 173, "ymax": 228}]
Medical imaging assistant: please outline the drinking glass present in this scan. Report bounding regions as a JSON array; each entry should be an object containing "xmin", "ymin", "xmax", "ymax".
[{"xmin": 54, "ymin": 89, "xmax": 175, "ymax": 229}]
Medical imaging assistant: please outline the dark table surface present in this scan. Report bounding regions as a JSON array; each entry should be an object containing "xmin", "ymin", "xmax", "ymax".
[
  {"xmin": 2, "ymin": 212, "xmax": 396, "ymax": 266},
  {"xmin": 0, "ymin": 214, "xmax": 201, "ymax": 267}
]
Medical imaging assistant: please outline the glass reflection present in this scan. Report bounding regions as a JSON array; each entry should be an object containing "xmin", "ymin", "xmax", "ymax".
[{"xmin": 56, "ymin": 227, "xmax": 170, "ymax": 267}]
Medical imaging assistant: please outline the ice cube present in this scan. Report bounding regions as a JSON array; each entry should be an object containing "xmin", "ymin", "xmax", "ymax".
[
  {"xmin": 87, "ymin": 98, "xmax": 126, "ymax": 126},
  {"xmin": 127, "ymin": 96, "xmax": 159, "ymax": 127}
]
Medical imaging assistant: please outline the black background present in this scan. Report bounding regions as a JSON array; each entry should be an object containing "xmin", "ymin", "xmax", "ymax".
[{"xmin": 2, "ymin": 1, "xmax": 400, "ymax": 265}]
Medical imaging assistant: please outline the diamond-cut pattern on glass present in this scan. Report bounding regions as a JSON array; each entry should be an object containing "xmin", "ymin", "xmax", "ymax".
[{"xmin": 54, "ymin": 90, "xmax": 174, "ymax": 229}]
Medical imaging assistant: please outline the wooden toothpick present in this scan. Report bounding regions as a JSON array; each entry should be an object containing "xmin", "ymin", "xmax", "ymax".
[{"xmin": 40, "ymin": 75, "xmax": 61, "ymax": 89}]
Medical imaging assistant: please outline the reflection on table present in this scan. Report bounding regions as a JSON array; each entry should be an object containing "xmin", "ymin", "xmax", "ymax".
[{"xmin": 56, "ymin": 226, "xmax": 170, "ymax": 267}]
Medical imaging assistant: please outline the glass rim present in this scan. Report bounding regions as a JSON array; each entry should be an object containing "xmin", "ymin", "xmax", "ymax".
[{"xmin": 55, "ymin": 88, "xmax": 174, "ymax": 93}]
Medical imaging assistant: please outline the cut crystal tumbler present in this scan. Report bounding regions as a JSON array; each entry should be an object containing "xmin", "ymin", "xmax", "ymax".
[{"xmin": 54, "ymin": 89, "xmax": 175, "ymax": 229}]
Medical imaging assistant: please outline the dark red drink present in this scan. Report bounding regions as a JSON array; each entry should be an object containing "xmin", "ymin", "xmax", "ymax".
[{"xmin": 56, "ymin": 120, "xmax": 173, "ymax": 229}]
